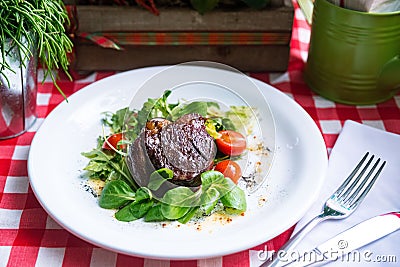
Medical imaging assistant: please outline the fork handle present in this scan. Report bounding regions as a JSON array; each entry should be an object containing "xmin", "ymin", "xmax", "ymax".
[{"xmin": 260, "ymin": 213, "xmax": 329, "ymax": 267}]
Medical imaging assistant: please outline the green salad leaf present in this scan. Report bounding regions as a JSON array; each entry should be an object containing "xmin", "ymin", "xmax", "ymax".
[
  {"xmin": 201, "ymin": 171, "xmax": 236, "ymax": 196},
  {"xmin": 198, "ymin": 170, "xmax": 245, "ymax": 214},
  {"xmin": 148, "ymin": 168, "xmax": 174, "ymax": 191},
  {"xmin": 98, "ymin": 180, "xmax": 136, "ymax": 209},
  {"xmin": 81, "ymin": 148, "xmax": 136, "ymax": 189},
  {"xmin": 178, "ymin": 207, "xmax": 199, "ymax": 224},
  {"xmin": 115, "ymin": 200, "xmax": 154, "ymax": 222},
  {"xmin": 135, "ymin": 90, "xmax": 177, "ymax": 135},
  {"xmin": 103, "ymin": 108, "xmax": 136, "ymax": 134},
  {"xmin": 170, "ymin": 101, "xmax": 208, "ymax": 121},
  {"xmin": 144, "ymin": 204, "xmax": 167, "ymax": 222},
  {"xmin": 220, "ymin": 180, "xmax": 247, "ymax": 212},
  {"xmin": 200, "ymin": 187, "xmax": 220, "ymax": 215},
  {"xmin": 226, "ymin": 106, "xmax": 256, "ymax": 134},
  {"xmin": 205, "ymin": 119, "xmax": 222, "ymax": 139},
  {"xmin": 135, "ymin": 187, "xmax": 152, "ymax": 203},
  {"xmin": 161, "ymin": 187, "xmax": 199, "ymax": 220}
]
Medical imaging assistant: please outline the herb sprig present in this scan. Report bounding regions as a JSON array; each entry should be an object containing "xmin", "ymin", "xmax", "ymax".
[{"xmin": 0, "ymin": 0, "xmax": 73, "ymax": 98}]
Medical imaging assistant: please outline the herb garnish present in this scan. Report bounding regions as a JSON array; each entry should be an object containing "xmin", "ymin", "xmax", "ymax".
[{"xmin": 0, "ymin": 0, "xmax": 73, "ymax": 97}]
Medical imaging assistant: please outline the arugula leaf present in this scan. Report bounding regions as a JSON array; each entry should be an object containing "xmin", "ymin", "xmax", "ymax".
[
  {"xmin": 136, "ymin": 90, "xmax": 175, "ymax": 134},
  {"xmin": 136, "ymin": 98, "xmax": 156, "ymax": 129},
  {"xmin": 115, "ymin": 200, "xmax": 154, "ymax": 222},
  {"xmin": 82, "ymin": 149, "xmax": 112, "ymax": 162},
  {"xmin": 82, "ymin": 159, "xmax": 114, "ymax": 179},
  {"xmin": 98, "ymin": 180, "xmax": 136, "ymax": 209},
  {"xmin": 82, "ymin": 148, "xmax": 136, "ymax": 188},
  {"xmin": 103, "ymin": 108, "xmax": 138, "ymax": 138}
]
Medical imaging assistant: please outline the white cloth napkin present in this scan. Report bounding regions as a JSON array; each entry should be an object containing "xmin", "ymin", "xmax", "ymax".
[{"xmin": 292, "ymin": 120, "xmax": 400, "ymax": 266}]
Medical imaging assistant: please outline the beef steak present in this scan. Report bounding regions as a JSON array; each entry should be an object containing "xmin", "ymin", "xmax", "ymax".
[{"xmin": 126, "ymin": 113, "xmax": 216, "ymax": 188}]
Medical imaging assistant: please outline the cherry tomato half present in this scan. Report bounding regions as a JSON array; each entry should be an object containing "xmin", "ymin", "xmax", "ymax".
[
  {"xmin": 214, "ymin": 160, "xmax": 242, "ymax": 184},
  {"xmin": 102, "ymin": 133, "xmax": 126, "ymax": 150},
  {"xmin": 215, "ymin": 130, "xmax": 246, "ymax": 156}
]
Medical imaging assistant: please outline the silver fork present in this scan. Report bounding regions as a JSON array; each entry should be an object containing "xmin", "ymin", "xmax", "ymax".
[{"xmin": 263, "ymin": 152, "xmax": 386, "ymax": 267}]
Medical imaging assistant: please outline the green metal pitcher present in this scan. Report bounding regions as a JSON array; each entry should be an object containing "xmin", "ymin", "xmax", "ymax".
[{"xmin": 303, "ymin": 0, "xmax": 400, "ymax": 105}]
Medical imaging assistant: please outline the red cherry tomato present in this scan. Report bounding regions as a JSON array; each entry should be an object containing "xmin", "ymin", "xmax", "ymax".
[
  {"xmin": 102, "ymin": 133, "xmax": 126, "ymax": 150},
  {"xmin": 214, "ymin": 160, "xmax": 242, "ymax": 184},
  {"xmin": 215, "ymin": 130, "xmax": 246, "ymax": 156}
]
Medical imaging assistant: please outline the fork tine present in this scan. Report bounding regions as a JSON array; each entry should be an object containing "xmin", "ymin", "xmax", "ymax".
[
  {"xmin": 344, "ymin": 157, "xmax": 380, "ymax": 204},
  {"xmin": 350, "ymin": 160, "xmax": 386, "ymax": 209},
  {"xmin": 334, "ymin": 152, "xmax": 370, "ymax": 197},
  {"xmin": 337, "ymin": 154, "xmax": 375, "ymax": 200}
]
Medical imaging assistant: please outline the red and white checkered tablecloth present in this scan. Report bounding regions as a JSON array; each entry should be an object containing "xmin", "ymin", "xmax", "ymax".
[{"xmin": 1, "ymin": 1, "xmax": 400, "ymax": 266}]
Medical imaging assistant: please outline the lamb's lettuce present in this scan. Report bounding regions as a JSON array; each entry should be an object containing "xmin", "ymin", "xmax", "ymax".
[
  {"xmin": 98, "ymin": 180, "xmax": 136, "ymax": 209},
  {"xmin": 96, "ymin": 169, "xmax": 246, "ymax": 223}
]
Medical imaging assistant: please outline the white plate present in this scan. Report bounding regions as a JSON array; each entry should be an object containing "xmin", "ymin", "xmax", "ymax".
[{"xmin": 28, "ymin": 66, "xmax": 328, "ymax": 260}]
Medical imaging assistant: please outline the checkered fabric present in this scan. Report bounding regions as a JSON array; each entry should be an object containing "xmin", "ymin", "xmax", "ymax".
[{"xmin": 1, "ymin": 1, "xmax": 399, "ymax": 266}]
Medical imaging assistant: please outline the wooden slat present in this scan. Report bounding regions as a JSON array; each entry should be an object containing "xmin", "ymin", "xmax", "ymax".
[
  {"xmin": 75, "ymin": 6, "xmax": 294, "ymax": 32},
  {"xmin": 73, "ymin": 42, "xmax": 290, "ymax": 72}
]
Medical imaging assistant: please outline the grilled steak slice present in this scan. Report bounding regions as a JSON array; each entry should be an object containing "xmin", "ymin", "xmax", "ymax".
[
  {"xmin": 126, "ymin": 113, "xmax": 216, "ymax": 188},
  {"xmin": 126, "ymin": 118, "xmax": 170, "ymax": 187},
  {"xmin": 144, "ymin": 118, "xmax": 171, "ymax": 171},
  {"xmin": 126, "ymin": 131, "xmax": 153, "ymax": 187},
  {"xmin": 160, "ymin": 115, "xmax": 216, "ymax": 186}
]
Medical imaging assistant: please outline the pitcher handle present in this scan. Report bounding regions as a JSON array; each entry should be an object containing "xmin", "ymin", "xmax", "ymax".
[
  {"xmin": 377, "ymin": 55, "xmax": 400, "ymax": 94},
  {"xmin": 297, "ymin": 0, "xmax": 314, "ymax": 24}
]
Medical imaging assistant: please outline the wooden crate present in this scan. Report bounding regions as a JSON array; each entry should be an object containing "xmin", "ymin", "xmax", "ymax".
[{"xmin": 67, "ymin": 0, "xmax": 294, "ymax": 72}]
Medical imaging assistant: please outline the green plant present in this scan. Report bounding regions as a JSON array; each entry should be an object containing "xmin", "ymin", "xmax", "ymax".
[{"xmin": 0, "ymin": 0, "xmax": 73, "ymax": 98}]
